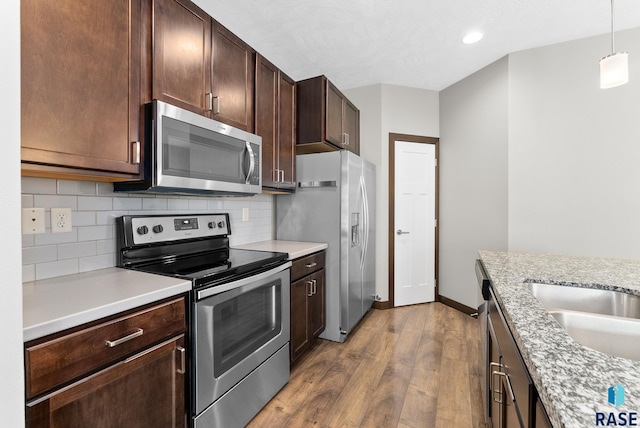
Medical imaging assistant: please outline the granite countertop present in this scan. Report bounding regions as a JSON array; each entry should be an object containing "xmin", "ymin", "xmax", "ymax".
[
  {"xmin": 233, "ymin": 240, "xmax": 328, "ymax": 260},
  {"xmin": 479, "ymin": 251, "xmax": 640, "ymax": 428},
  {"xmin": 23, "ymin": 267, "xmax": 192, "ymax": 342}
]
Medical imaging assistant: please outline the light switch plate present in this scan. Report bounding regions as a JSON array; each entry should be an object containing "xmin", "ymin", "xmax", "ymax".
[{"xmin": 22, "ymin": 208, "xmax": 45, "ymax": 234}]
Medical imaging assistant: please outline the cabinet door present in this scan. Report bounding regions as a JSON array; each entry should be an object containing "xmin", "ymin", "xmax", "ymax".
[
  {"xmin": 211, "ymin": 20, "xmax": 255, "ymax": 132},
  {"xmin": 308, "ymin": 269, "xmax": 326, "ymax": 338},
  {"xmin": 21, "ymin": 0, "xmax": 141, "ymax": 178},
  {"xmin": 326, "ymin": 81, "xmax": 345, "ymax": 147},
  {"xmin": 343, "ymin": 99, "xmax": 360, "ymax": 155},
  {"xmin": 152, "ymin": 0, "xmax": 212, "ymax": 116},
  {"xmin": 278, "ymin": 72, "xmax": 296, "ymax": 190},
  {"xmin": 26, "ymin": 336, "xmax": 186, "ymax": 428},
  {"xmin": 255, "ymin": 54, "xmax": 279, "ymax": 189},
  {"xmin": 290, "ymin": 277, "xmax": 310, "ymax": 362},
  {"xmin": 535, "ymin": 399, "xmax": 553, "ymax": 428}
]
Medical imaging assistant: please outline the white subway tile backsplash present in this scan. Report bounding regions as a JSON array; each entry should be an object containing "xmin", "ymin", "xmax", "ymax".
[
  {"xmin": 142, "ymin": 198, "xmax": 168, "ymax": 210},
  {"xmin": 34, "ymin": 229, "xmax": 78, "ymax": 246},
  {"xmin": 72, "ymin": 211, "xmax": 96, "ymax": 227},
  {"xmin": 58, "ymin": 242, "xmax": 97, "ymax": 260},
  {"xmin": 79, "ymin": 254, "xmax": 116, "ymax": 272},
  {"xmin": 96, "ymin": 211, "xmax": 128, "ymax": 226},
  {"xmin": 36, "ymin": 259, "xmax": 79, "ymax": 281},
  {"xmin": 168, "ymin": 198, "xmax": 189, "ymax": 210},
  {"xmin": 22, "ymin": 177, "xmax": 57, "ymax": 194},
  {"xmin": 34, "ymin": 195, "xmax": 78, "ymax": 210},
  {"xmin": 57, "ymin": 180, "xmax": 96, "ymax": 195},
  {"xmin": 78, "ymin": 196, "xmax": 113, "ymax": 211},
  {"xmin": 113, "ymin": 197, "xmax": 143, "ymax": 210},
  {"xmin": 21, "ymin": 177, "xmax": 274, "ymax": 282},
  {"xmin": 78, "ymin": 225, "xmax": 113, "ymax": 242},
  {"xmin": 23, "ymin": 245, "xmax": 57, "ymax": 264}
]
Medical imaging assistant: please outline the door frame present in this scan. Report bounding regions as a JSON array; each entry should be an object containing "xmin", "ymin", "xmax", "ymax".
[{"xmin": 388, "ymin": 133, "xmax": 440, "ymax": 308}]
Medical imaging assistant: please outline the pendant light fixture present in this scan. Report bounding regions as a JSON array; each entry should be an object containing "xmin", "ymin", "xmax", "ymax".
[{"xmin": 600, "ymin": 0, "xmax": 628, "ymax": 89}]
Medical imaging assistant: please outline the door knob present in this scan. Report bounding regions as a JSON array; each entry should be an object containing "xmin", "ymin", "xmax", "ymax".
[{"xmin": 396, "ymin": 229, "xmax": 410, "ymax": 235}]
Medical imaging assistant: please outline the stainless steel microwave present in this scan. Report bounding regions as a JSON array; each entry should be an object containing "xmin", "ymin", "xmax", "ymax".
[{"xmin": 115, "ymin": 100, "xmax": 261, "ymax": 196}]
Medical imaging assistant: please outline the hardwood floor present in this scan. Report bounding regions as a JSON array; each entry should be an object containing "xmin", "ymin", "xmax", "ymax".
[{"xmin": 248, "ymin": 302, "xmax": 487, "ymax": 428}]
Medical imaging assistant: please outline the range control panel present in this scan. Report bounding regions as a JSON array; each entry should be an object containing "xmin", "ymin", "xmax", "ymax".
[{"xmin": 125, "ymin": 214, "xmax": 230, "ymax": 245}]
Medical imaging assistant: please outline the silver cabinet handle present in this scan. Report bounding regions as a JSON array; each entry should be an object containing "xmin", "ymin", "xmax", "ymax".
[
  {"xmin": 131, "ymin": 141, "xmax": 141, "ymax": 164},
  {"xmin": 396, "ymin": 229, "xmax": 410, "ymax": 235},
  {"xmin": 280, "ymin": 170, "xmax": 285, "ymax": 183},
  {"xmin": 206, "ymin": 93, "xmax": 213, "ymax": 111},
  {"xmin": 306, "ymin": 262, "xmax": 317, "ymax": 268},
  {"xmin": 313, "ymin": 279, "xmax": 317, "ymax": 295},
  {"xmin": 213, "ymin": 95, "xmax": 220, "ymax": 114},
  {"xmin": 105, "ymin": 328, "xmax": 143, "ymax": 348},
  {"xmin": 306, "ymin": 280, "xmax": 314, "ymax": 297},
  {"xmin": 177, "ymin": 346, "xmax": 186, "ymax": 374},
  {"xmin": 342, "ymin": 132, "xmax": 350, "ymax": 145},
  {"xmin": 272, "ymin": 169, "xmax": 279, "ymax": 183}
]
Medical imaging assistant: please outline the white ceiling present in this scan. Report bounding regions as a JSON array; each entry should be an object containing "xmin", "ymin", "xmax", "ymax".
[{"xmin": 194, "ymin": 0, "xmax": 640, "ymax": 91}]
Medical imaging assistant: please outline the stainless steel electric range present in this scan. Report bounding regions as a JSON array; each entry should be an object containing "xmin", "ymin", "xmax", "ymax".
[{"xmin": 116, "ymin": 213, "xmax": 291, "ymax": 428}]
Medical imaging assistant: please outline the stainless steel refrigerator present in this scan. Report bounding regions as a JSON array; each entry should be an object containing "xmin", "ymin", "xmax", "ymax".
[{"xmin": 276, "ymin": 151, "xmax": 376, "ymax": 343}]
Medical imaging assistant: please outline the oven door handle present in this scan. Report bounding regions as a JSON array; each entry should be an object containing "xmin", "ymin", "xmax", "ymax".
[{"xmin": 196, "ymin": 261, "xmax": 292, "ymax": 300}]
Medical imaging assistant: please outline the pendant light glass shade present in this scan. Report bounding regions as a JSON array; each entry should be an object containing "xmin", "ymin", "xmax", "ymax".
[
  {"xmin": 600, "ymin": 0, "xmax": 628, "ymax": 89},
  {"xmin": 600, "ymin": 52, "xmax": 629, "ymax": 88}
]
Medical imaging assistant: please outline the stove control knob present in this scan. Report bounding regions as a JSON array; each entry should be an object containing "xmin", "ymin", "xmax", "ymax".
[
  {"xmin": 208, "ymin": 222, "xmax": 216, "ymax": 229},
  {"xmin": 152, "ymin": 225, "xmax": 164, "ymax": 234},
  {"xmin": 218, "ymin": 221, "xmax": 226, "ymax": 229},
  {"xmin": 136, "ymin": 225, "xmax": 149, "ymax": 235}
]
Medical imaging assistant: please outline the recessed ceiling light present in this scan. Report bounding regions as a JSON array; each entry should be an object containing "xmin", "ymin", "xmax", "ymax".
[{"xmin": 462, "ymin": 32, "xmax": 483, "ymax": 45}]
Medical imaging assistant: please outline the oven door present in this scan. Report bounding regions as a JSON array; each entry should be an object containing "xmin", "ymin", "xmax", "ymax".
[{"xmin": 193, "ymin": 262, "xmax": 291, "ymax": 416}]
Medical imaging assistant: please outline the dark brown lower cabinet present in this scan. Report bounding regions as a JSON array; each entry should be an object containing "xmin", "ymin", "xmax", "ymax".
[
  {"xmin": 26, "ymin": 336, "xmax": 186, "ymax": 428},
  {"xmin": 289, "ymin": 251, "xmax": 326, "ymax": 363},
  {"xmin": 25, "ymin": 297, "xmax": 187, "ymax": 428}
]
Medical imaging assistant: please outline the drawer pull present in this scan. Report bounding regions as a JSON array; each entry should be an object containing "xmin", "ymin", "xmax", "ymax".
[
  {"xmin": 306, "ymin": 262, "xmax": 317, "ymax": 268},
  {"xmin": 105, "ymin": 328, "xmax": 144, "ymax": 348}
]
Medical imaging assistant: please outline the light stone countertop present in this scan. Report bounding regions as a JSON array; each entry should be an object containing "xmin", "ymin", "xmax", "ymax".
[
  {"xmin": 233, "ymin": 240, "xmax": 328, "ymax": 260},
  {"xmin": 479, "ymin": 251, "xmax": 640, "ymax": 428},
  {"xmin": 23, "ymin": 267, "xmax": 191, "ymax": 342}
]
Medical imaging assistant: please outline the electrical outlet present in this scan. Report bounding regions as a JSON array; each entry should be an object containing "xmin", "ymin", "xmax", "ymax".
[
  {"xmin": 242, "ymin": 207, "xmax": 249, "ymax": 221},
  {"xmin": 51, "ymin": 208, "xmax": 73, "ymax": 233},
  {"xmin": 22, "ymin": 208, "xmax": 45, "ymax": 234}
]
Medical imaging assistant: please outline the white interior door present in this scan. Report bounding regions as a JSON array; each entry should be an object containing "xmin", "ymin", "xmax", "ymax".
[{"xmin": 394, "ymin": 141, "xmax": 436, "ymax": 306}]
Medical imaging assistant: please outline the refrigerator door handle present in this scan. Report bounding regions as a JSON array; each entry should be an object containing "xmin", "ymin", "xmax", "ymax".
[{"xmin": 360, "ymin": 174, "xmax": 369, "ymax": 269}]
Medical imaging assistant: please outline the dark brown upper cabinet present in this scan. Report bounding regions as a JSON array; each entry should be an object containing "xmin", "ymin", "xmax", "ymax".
[
  {"xmin": 151, "ymin": 0, "xmax": 212, "ymax": 116},
  {"xmin": 21, "ymin": 0, "xmax": 143, "ymax": 180},
  {"xmin": 255, "ymin": 54, "xmax": 296, "ymax": 192},
  {"xmin": 211, "ymin": 20, "xmax": 255, "ymax": 132},
  {"xmin": 152, "ymin": 0, "xmax": 255, "ymax": 132},
  {"xmin": 296, "ymin": 75, "xmax": 360, "ymax": 155}
]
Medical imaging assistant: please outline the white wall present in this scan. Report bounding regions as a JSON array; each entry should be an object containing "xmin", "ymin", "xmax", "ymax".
[
  {"xmin": 509, "ymin": 28, "xmax": 640, "ymax": 258},
  {"xmin": 345, "ymin": 84, "xmax": 439, "ymax": 301},
  {"xmin": 1, "ymin": 0, "xmax": 26, "ymax": 425},
  {"xmin": 439, "ymin": 57, "xmax": 510, "ymax": 309}
]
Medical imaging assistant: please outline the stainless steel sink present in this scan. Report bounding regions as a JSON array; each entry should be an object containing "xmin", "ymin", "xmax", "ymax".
[
  {"xmin": 525, "ymin": 282, "xmax": 640, "ymax": 319},
  {"xmin": 549, "ymin": 310, "xmax": 640, "ymax": 360}
]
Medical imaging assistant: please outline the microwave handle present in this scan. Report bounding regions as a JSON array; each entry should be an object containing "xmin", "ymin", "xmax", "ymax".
[{"xmin": 245, "ymin": 141, "xmax": 256, "ymax": 184}]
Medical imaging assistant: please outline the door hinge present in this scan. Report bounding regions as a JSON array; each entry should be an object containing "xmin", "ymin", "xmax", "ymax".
[
  {"xmin": 434, "ymin": 158, "xmax": 438, "ymax": 167},
  {"xmin": 434, "ymin": 219, "xmax": 437, "ymax": 228}
]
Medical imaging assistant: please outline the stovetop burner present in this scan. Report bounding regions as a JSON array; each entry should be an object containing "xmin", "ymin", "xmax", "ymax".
[{"xmin": 116, "ymin": 213, "xmax": 288, "ymax": 289}]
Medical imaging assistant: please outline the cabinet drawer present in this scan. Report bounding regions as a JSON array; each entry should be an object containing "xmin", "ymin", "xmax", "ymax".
[
  {"xmin": 25, "ymin": 297, "xmax": 186, "ymax": 399},
  {"xmin": 291, "ymin": 251, "xmax": 325, "ymax": 281}
]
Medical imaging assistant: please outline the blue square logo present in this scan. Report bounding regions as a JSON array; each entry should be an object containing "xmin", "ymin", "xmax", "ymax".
[{"xmin": 608, "ymin": 384, "xmax": 625, "ymax": 407}]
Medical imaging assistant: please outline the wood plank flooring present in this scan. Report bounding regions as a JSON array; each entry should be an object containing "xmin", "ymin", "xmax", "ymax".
[{"xmin": 248, "ymin": 302, "xmax": 486, "ymax": 428}]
